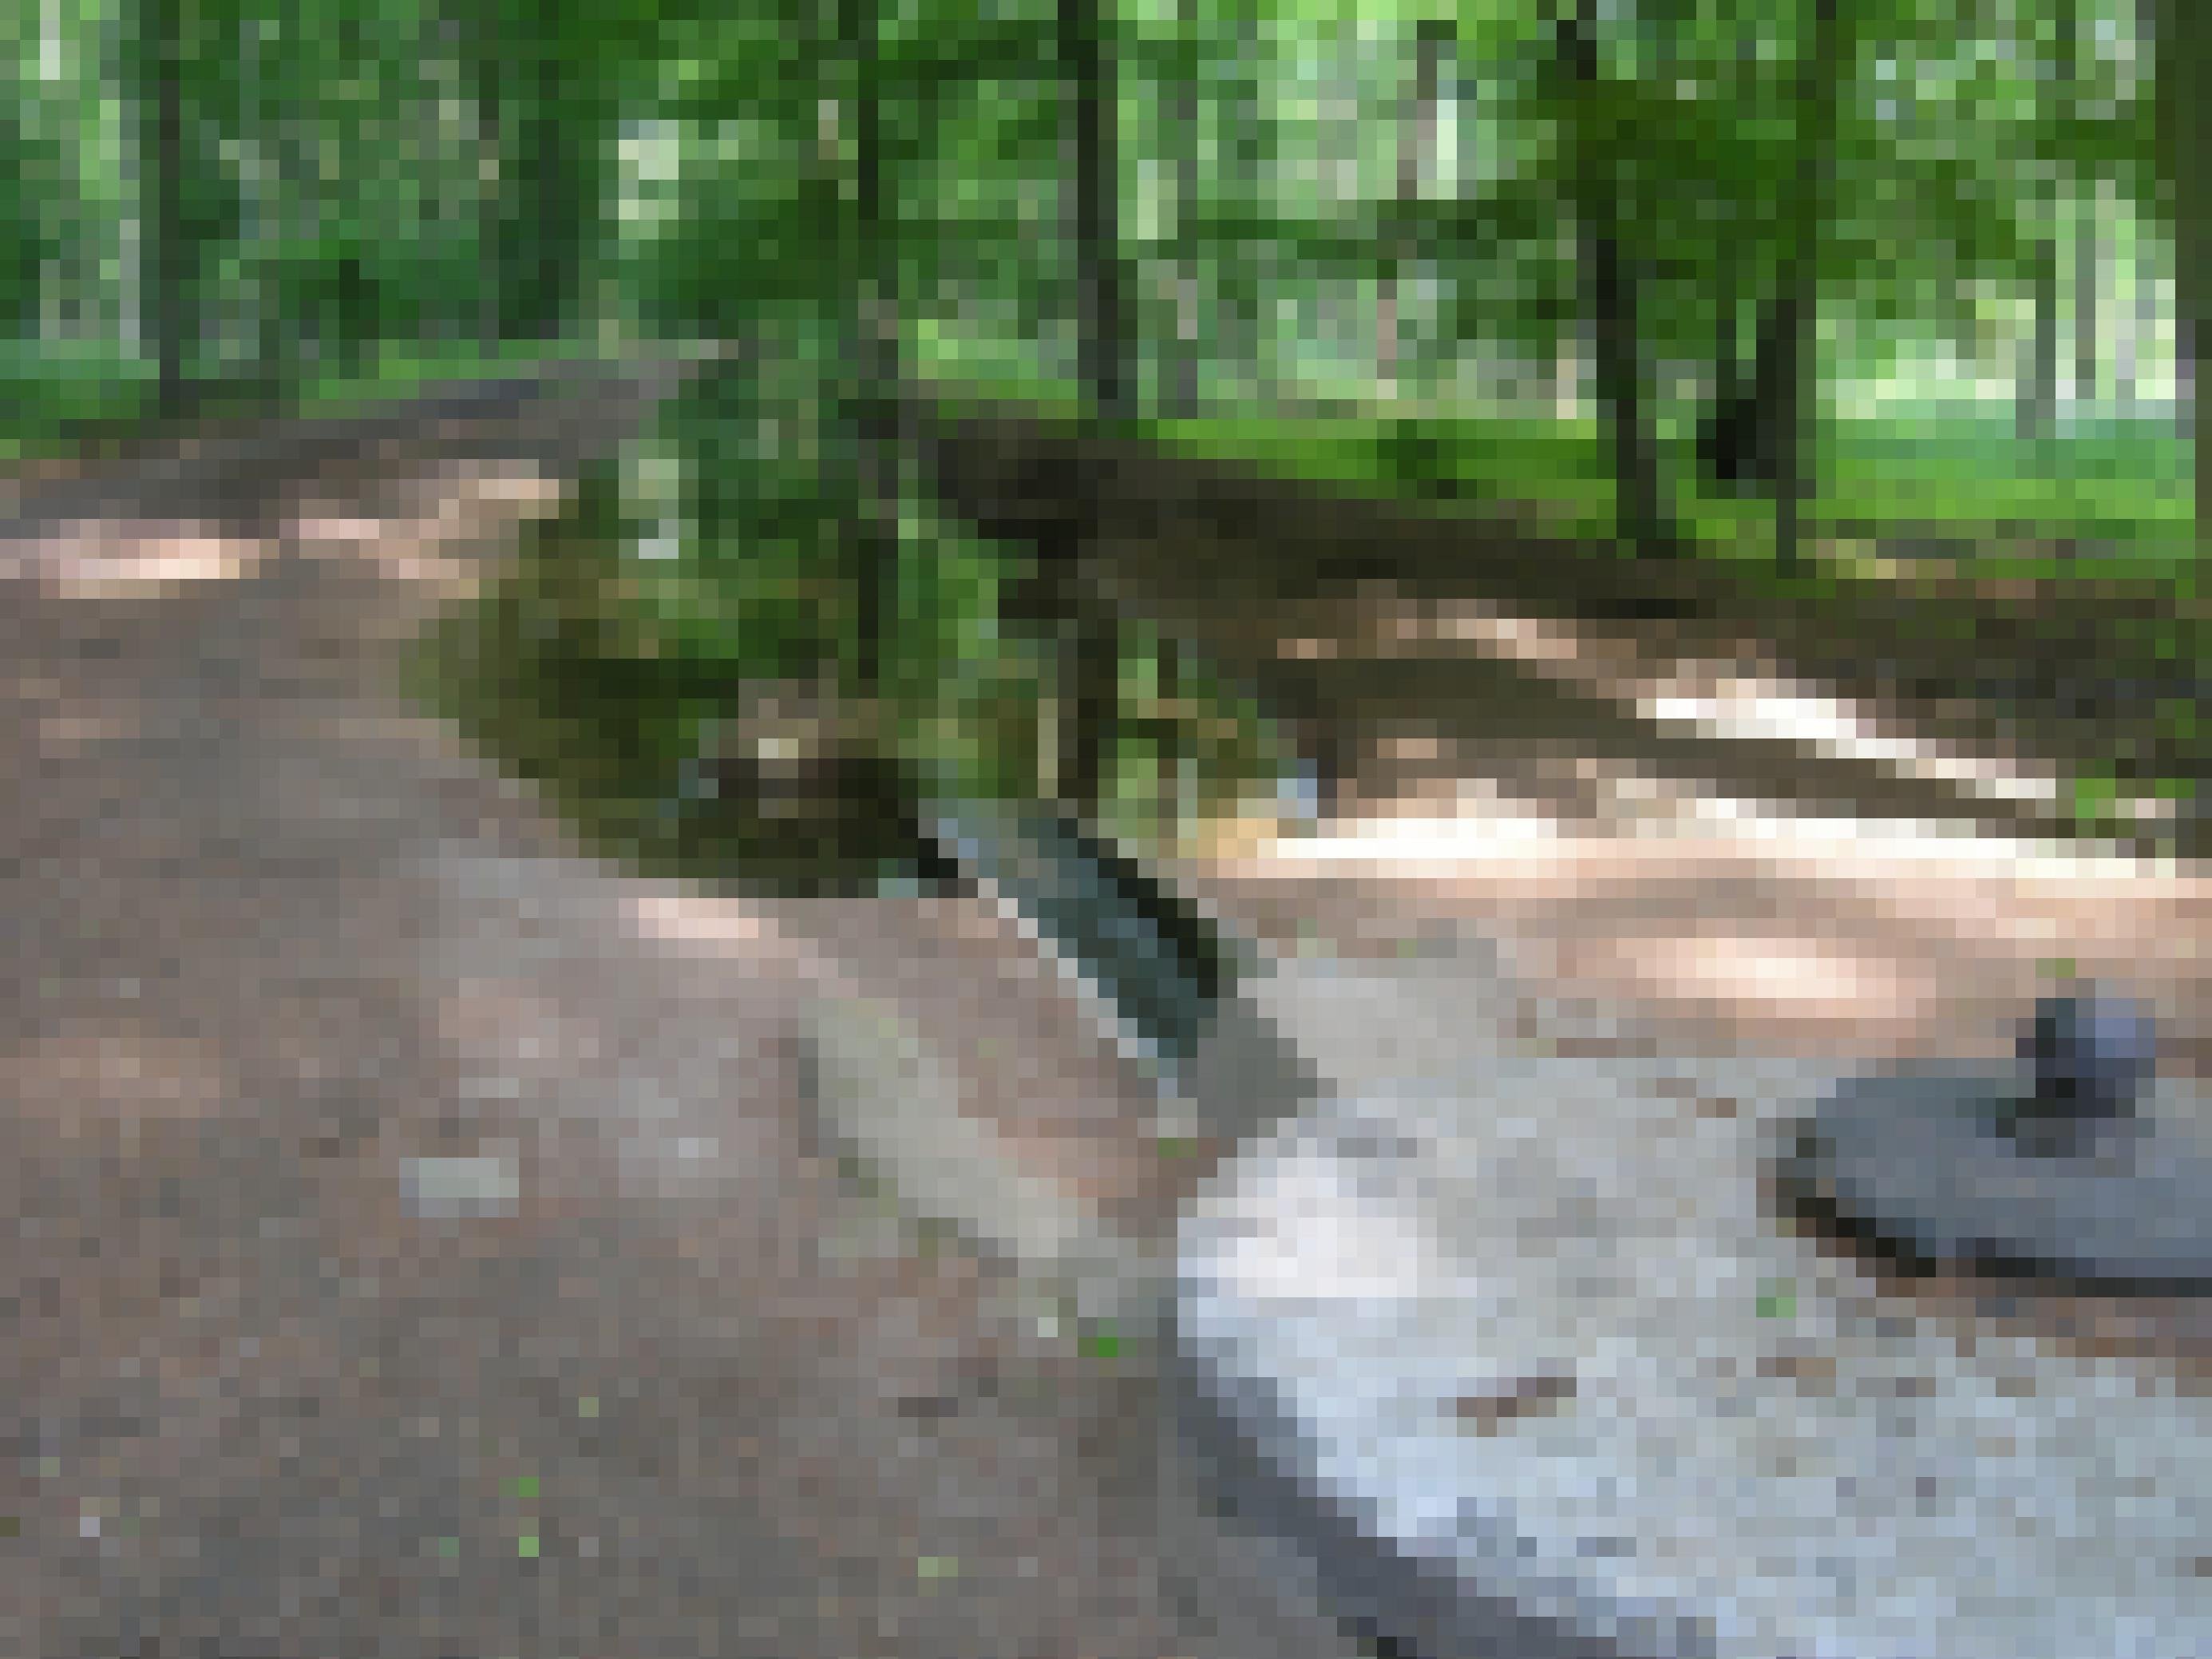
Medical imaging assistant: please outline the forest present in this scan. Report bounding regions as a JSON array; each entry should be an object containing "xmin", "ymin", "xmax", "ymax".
[{"xmin": 6, "ymin": 0, "xmax": 2209, "ymax": 868}]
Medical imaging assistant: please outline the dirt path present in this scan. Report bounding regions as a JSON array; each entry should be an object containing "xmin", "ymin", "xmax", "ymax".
[
  {"xmin": 10, "ymin": 376, "xmax": 2212, "ymax": 1659},
  {"xmin": 0, "ymin": 424, "xmax": 1211, "ymax": 1659}
]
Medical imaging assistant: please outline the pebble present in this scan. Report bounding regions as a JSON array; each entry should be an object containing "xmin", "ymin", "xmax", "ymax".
[{"xmin": 400, "ymin": 1154, "xmax": 519, "ymax": 1221}]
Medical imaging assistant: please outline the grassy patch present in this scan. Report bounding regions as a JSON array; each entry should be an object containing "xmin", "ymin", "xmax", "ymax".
[
  {"xmin": 287, "ymin": 336, "xmax": 612, "ymax": 414},
  {"xmin": 914, "ymin": 354, "xmax": 2194, "ymax": 580}
]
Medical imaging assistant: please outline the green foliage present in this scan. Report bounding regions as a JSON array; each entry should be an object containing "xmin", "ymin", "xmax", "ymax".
[{"xmin": 6, "ymin": 0, "xmax": 2197, "ymax": 598}]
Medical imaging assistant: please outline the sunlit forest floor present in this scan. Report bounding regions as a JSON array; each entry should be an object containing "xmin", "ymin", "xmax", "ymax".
[
  {"xmin": 7, "ymin": 359, "xmax": 2212, "ymax": 1655},
  {"xmin": 916, "ymin": 381, "xmax": 2212, "ymax": 850}
]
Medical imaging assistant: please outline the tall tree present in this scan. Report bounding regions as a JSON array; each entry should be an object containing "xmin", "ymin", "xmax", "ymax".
[
  {"xmin": 464, "ymin": 0, "xmax": 505, "ymax": 350},
  {"xmin": 2019, "ymin": 201, "xmax": 2062, "ymax": 440},
  {"xmin": 2079, "ymin": 183, "xmax": 2104, "ymax": 415},
  {"xmin": 1064, "ymin": 0, "xmax": 1131, "ymax": 424},
  {"xmin": 842, "ymin": 0, "xmax": 899, "ymax": 696},
  {"xmin": 135, "ymin": 0, "xmax": 188, "ymax": 418},
  {"xmin": 1377, "ymin": 18, "xmax": 1453, "ymax": 401},
  {"xmin": 1771, "ymin": 0, "xmax": 1842, "ymax": 573},
  {"xmin": 2019, "ymin": 0, "xmax": 2079, "ymax": 439},
  {"xmin": 465, "ymin": 0, "xmax": 612, "ymax": 346},
  {"xmin": 522, "ymin": 8, "xmax": 605, "ymax": 341},
  {"xmin": 0, "ymin": 97, "xmax": 51, "ymax": 341},
  {"xmin": 1556, "ymin": 2, "xmax": 1674, "ymax": 556},
  {"xmin": 1047, "ymin": 0, "xmax": 1130, "ymax": 814},
  {"xmin": 1167, "ymin": 0, "xmax": 1201, "ymax": 418},
  {"xmin": 1211, "ymin": 0, "xmax": 1275, "ymax": 410},
  {"xmin": 1700, "ymin": 292, "xmax": 1791, "ymax": 495},
  {"xmin": 2154, "ymin": 0, "xmax": 2206, "ymax": 536},
  {"xmin": 1692, "ymin": 19, "xmax": 1775, "ymax": 498}
]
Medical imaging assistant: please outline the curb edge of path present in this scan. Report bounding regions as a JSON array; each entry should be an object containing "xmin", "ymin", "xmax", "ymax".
[
  {"xmin": 799, "ymin": 988, "xmax": 1171, "ymax": 1333},
  {"xmin": 796, "ymin": 984, "xmax": 1384, "ymax": 1659}
]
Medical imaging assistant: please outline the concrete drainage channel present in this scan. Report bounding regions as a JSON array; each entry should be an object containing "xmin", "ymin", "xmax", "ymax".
[
  {"xmin": 801, "ymin": 990, "xmax": 1166, "ymax": 1330},
  {"xmin": 797, "ymin": 802, "xmax": 1574, "ymax": 1659},
  {"xmin": 801, "ymin": 980, "xmax": 1389, "ymax": 1659}
]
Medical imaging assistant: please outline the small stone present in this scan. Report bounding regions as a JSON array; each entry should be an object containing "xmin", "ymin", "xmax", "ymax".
[
  {"xmin": 1450, "ymin": 1370, "xmax": 1577, "ymax": 1435},
  {"xmin": 400, "ymin": 1154, "xmax": 518, "ymax": 1221}
]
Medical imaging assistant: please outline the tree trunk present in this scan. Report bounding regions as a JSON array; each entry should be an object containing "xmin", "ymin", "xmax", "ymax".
[
  {"xmin": 1169, "ymin": 0, "xmax": 1201, "ymax": 418},
  {"xmin": 143, "ymin": 0, "xmax": 188, "ymax": 419},
  {"xmin": 1378, "ymin": 20, "xmax": 1450, "ymax": 400},
  {"xmin": 1707, "ymin": 228, "xmax": 1743, "ymax": 424},
  {"xmin": 1159, "ymin": 0, "xmax": 1194, "ymax": 422},
  {"xmin": 1589, "ymin": 226, "xmax": 1668, "ymax": 552},
  {"xmin": 525, "ymin": 42, "xmax": 572, "ymax": 342},
  {"xmin": 2155, "ymin": 0, "xmax": 2207, "ymax": 533},
  {"xmin": 1770, "ymin": 276, "xmax": 1814, "ymax": 570},
  {"xmin": 469, "ymin": 0, "xmax": 504, "ymax": 351},
  {"xmin": 1701, "ymin": 286, "xmax": 1792, "ymax": 494},
  {"xmin": 2077, "ymin": 183, "xmax": 2102, "ymax": 415},
  {"xmin": 845, "ymin": 0, "xmax": 899, "ymax": 699},
  {"xmin": 462, "ymin": 0, "xmax": 598, "ymax": 350},
  {"xmin": 2019, "ymin": 236, "xmax": 2060, "ymax": 441},
  {"xmin": 2022, "ymin": 0, "xmax": 2083, "ymax": 437},
  {"xmin": 2068, "ymin": 7, "xmax": 2097, "ymax": 418},
  {"xmin": 239, "ymin": 18, "xmax": 293, "ymax": 398},
  {"xmin": 1558, "ymin": 8, "xmax": 1672, "ymax": 556},
  {"xmin": 2119, "ymin": 200, "xmax": 2159, "ymax": 411},
  {"xmin": 1217, "ymin": 0, "xmax": 1269, "ymax": 411},
  {"xmin": 499, "ymin": 18, "xmax": 596, "ymax": 346},
  {"xmin": 1051, "ymin": 0, "xmax": 1129, "ymax": 814},
  {"xmin": 2184, "ymin": 316, "xmax": 2199, "ymax": 442},
  {"xmin": 0, "ymin": 105, "xmax": 46, "ymax": 338},
  {"xmin": 1773, "ymin": 0, "xmax": 1840, "ymax": 574},
  {"xmin": 1059, "ymin": 602, "xmax": 1120, "ymax": 816},
  {"xmin": 1064, "ymin": 0, "xmax": 1130, "ymax": 425},
  {"xmin": 2120, "ymin": 0, "xmax": 2162, "ymax": 418}
]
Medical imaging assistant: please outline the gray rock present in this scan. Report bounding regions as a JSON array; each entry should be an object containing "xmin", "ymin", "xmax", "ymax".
[
  {"xmin": 1178, "ymin": 1035, "xmax": 2212, "ymax": 1659},
  {"xmin": 400, "ymin": 1154, "xmax": 519, "ymax": 1221}
]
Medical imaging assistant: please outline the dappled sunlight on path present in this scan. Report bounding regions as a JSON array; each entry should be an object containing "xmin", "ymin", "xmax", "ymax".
[
  {"xmin": 5, "ymin": 522, "xmax": 270, "ymax": 596},
  {"xmin": 1186, "ymin": 794, "xmax": 2212, "ymax": 1070},
  {"xmin": 1315, "ymin": 584, "xmax": 2136, "ymax": 827}
]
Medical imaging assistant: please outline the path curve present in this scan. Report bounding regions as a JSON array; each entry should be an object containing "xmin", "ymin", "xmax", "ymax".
[{"xmin": 0, "ymin": 382, "xmax": 1213, "ymax": 1659}]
